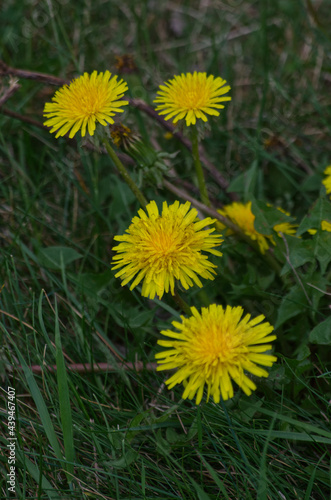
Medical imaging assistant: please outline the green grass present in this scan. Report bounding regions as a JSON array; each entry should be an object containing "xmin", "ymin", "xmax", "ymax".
[{"xmin": 1, "ymin": 0, "xmax": 331, "ymax": 498}]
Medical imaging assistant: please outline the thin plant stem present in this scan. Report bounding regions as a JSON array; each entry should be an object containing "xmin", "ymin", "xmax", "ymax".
[
  {"xmin": 102, "ymin": 138, "xmax": 147, "ymax": 208},
  {"xmin": 173, "ymin": 289, "xmax": 191, "ymax": 316},
  {"xmin": 191, "ymin": 126, "xmax": 211, "ymax": 207},
  {"xmin": 91, "ymin": 160, "xmax": 101, "ymax": 269}
]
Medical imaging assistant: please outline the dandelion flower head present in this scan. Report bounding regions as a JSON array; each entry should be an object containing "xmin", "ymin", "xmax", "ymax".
[
  {"xmin": 111, "ymin": 200, "xmax": 223, "ymax": 300},
  {"xmin": 154, "ymin": 71, "xmax": 231, "ymax": 126},
  {"xmin": 217, "ymin": 201, "xmax": 297, "ymax": 254},
  {"xmin": 156, "ymin": 304, "xmax": 277, "ymax": 404},
  {"xmin": 322, "ymin": 165, "xmax": 331, "ymax": 196},
  {"xmin": 44, "ymin": 71, "xmax": 128, "ymax": 138}
]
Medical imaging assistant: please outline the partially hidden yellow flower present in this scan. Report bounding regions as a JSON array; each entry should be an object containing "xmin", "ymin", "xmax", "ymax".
[
  {"xmin": 154, "ymin": 71, "xmax": 231, "ymax": 126},
  {"xmin": 308, "ymin": 220, "xmax": 331, "ymax": 234},
  {"xmin": 322, "ymin": 165, "xmax": 331, "ymax": 196},
  {"xmin": 156, "ymin": 304, "xmax": 277, "ymax": 404},
  {"xmin": 111, "ymin": 200, "xmax": 223, "ymax": 300},
  {"xmin": 217, "ymin": 201, "xmax": 297, "ymax": 254},
  {"xmin": 322, "ymin": 220, "xmax": 331, "ymax": 231},
  {"xmin": 44, "ymin": 71, "xmax": 128, "ymax": 138},
  {"xmin": 272, "ymin": 206, "xmax": 298, "ymax": 236}
]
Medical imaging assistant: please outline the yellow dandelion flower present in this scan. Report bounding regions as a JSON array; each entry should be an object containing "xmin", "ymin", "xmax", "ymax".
[
  {"xmin": 111, "ymin": 200, "xmax": 223, "ymax": 300},
  {"xmin": 153, "ymin": 71, "xmax": 231, "ymax": 126},
  {"xmin": 43, "ymin": 71, "xmax": 129, "ymax": 138},
  {"xmin": 322, "ymin": 220, "xmax": 331, "ymax": 232},
  {"xmin": 217, "ymin": 202, "xmax": 269, "ymax": 253},
  {"xmin": 217, "ymin": 202, "xmax": 297, "ymax": 254},
  {"xmin": 308, "ymin": 220, "xmax": 331, "ymax": 234},
  {"xmin": 322, "ymin": 165, "xmax": 331, "ymax": 196},
  {"xmin": 156, "ymin": 304, "xmax": 277, "ymax": 404}
]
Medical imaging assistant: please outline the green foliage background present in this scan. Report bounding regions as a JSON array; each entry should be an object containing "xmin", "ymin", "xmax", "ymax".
[{"xmin": 1, "ymin": 0, "xmax": 330, "ymax": 498}]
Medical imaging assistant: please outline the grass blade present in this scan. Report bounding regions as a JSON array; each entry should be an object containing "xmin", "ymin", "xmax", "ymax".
[
  {"xmin": 14, "ymin": 347, "xmax": 63, "ymax": 462},
  {"xmin": 54, "ymin": 297, "xmax": 75, "ymax": 480},
  {"xmin": 16, "ymin": 447, "xmax": 61, "ymax": 500}
]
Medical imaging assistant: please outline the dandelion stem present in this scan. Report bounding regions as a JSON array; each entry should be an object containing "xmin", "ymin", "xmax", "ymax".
[
  {"xmin": 191, "ymin": 126, "xmax": 211, "ymax": 207},
  {"xmin": 103, "ymin": 138, "xmax": 148, "ymax": 208},
  {"xmin": 173, "ymin": 290, "xmax": 192, "ymax": 316}
]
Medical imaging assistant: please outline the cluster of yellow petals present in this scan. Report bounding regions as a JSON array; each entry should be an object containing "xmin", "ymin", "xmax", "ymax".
[
  {"xmin": 156, "ymin": 304, "xmax": 277, "ymax": 404},
  {"xmin": 308, "ymin": 220, "xmax": 331, "ymax": 235},
  {"xmin": 44, "ymin": 71, "xmax": 128, "ymax": 138},
  {"xmin": 111, "ymin": 201, "xmax": 223, "ymax": 300},
  {"xmin": 154, "ymin": 71, "xmax": 231, "ymax": 126},
  {"xmin": 217, "ymin": 201, "xmax": 297, "ymax": 254},
  {"xmin": 308, "ymin": 166, "xmax": 331, "ymax": 233},
  {"xmin": 322, "ymin": 165, "xmax": 331, "ymax": 197}
]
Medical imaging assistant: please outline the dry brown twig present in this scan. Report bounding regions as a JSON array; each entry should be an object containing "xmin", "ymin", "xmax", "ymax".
[
  {"xmin": 0, "ymin": 60, "xmax": 68, "ymax": 87},
  {"xmin": 0, "ymin": 78, "xmax": 21, "ymax": 107}
]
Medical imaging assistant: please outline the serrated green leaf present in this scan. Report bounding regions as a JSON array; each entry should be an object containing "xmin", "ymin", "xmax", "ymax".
[
  {"xmin": 38, "ymin": 246, "xmax": 82, "ymax": 270},
  {"xmin": 251, "ymin": 199, "xmax": 296, "ymax": 236},
  {"xmin": 297, "ymin": 197, "xmax": 331, "ymax": 236},
  {"xmin": 257, "ymin": 271, "xmax": 276, "ymax": 290},
  {"xmin": 128, "ymin": 309, "xmax": 153, "ymax": 329},
  {"xmin": 296, "ymin": 344, "xmax": 311, "ymax": 360},
  {"xmin": 166, "ymin": 427, "xmax": 181, "ymax": 444},
  {"xmin": 279, "ymin": 236, "xmax": 313, "ymax": 275},
  {"xmin": 309, "ymin": 317, "xmax": 331, "ymax": 345},
  {"xmin": 312, "ymin": 230, "xmax": 331, "ymax": 274},
  {"xmin": 106, "ymin": 448, "xmax": 138, "ymax": 469},
  {"xmin": 304, "ymin": 463, "xmax": 330, "ymax": 483},
  {"xmin": 238, "ymin": 399, "xmax": 264, "ymax": 423},
  {"xmin": 228, "ymin": 160, "xmax": 258, "ymax": 195},
  {"xmin": 126, "ymin": 412, "xmax": 148, "ymax": 443},
  {"xmin": 308, "ymin": 275, "xmax": 329, "ymax": 316},
  {"xmin": 275, "ymin": 285, "xmax": 308, "ymax": 329},
  {"xmin": 300, "ymin": 173, "xmax": 325, "ymax": 192},
  {"xmin": 70, "ymin": 269, "xmax": 114, "ymax": 296}
]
